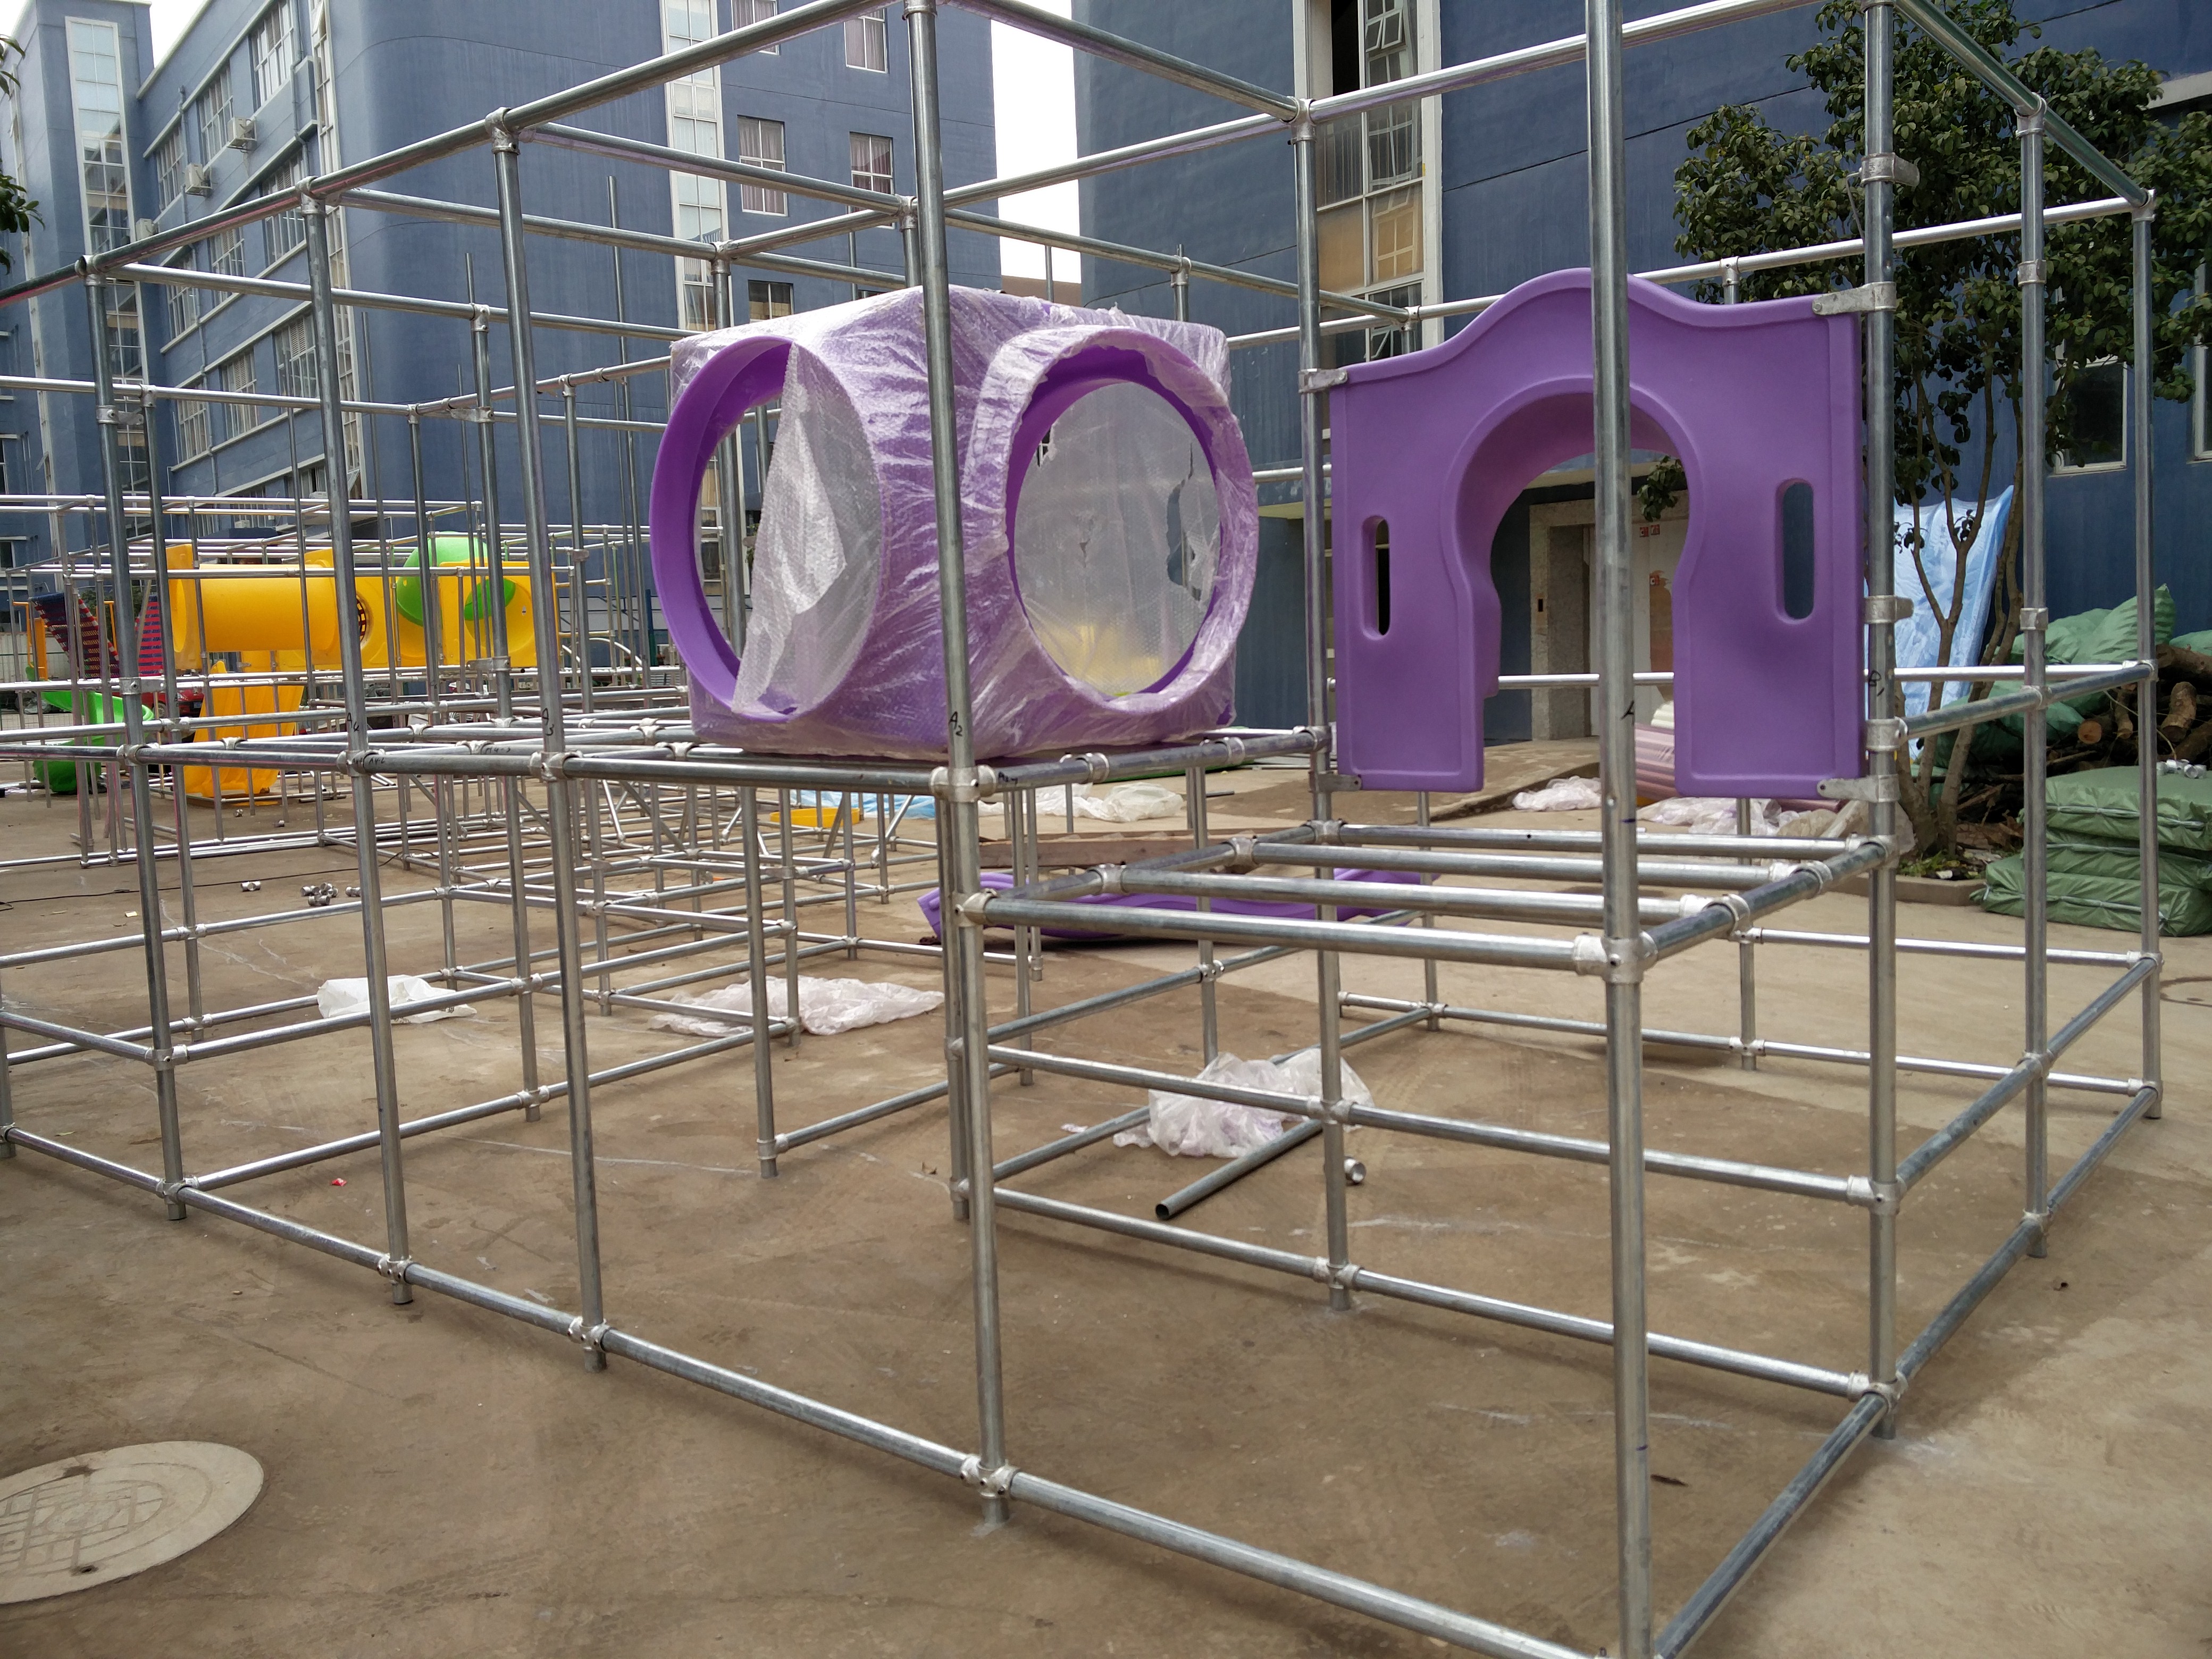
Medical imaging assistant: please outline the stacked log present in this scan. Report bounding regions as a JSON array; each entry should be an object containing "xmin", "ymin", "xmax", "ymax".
[{"xmin": 2046, "ymin": 644, "xmax": 2212, "ymax": 773}]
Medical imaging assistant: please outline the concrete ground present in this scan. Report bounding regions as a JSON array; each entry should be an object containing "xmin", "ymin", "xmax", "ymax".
[{"xmin": 2, "ymin": 774, "xmax": 2208, "ymax": 1657}]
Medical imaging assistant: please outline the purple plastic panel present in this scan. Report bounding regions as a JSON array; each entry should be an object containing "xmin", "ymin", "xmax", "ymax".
[
  {"xmin": 1329, "ymin": 270, "xmax": 1864, "ymax": 797},
  {"xmin": 650, "ymin": 287, "xmax": 1256, "ymax": 760}
]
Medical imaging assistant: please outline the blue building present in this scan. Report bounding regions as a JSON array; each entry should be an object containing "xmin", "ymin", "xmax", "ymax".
[
  {"xmin": 1075, "ymin": 1, "xmax": 2212, "ymax": 733},
  {"xmin": 0, "ymin": 0, "xmax": 996, "ymax": 611}
]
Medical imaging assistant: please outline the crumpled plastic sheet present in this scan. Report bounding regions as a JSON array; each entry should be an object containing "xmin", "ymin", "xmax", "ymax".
[
  {"xmin": 1114, "ymin": 1047, "xmax": 1375, "ymax": 1160},
  {"xmin": 1637, "ymin": 796, "xmax": 1790, "ymax": 836},
  {"xmin": 646, "ymin": 974, "xmax": 944, "ymax": 1038},
  {"xmin": 729, "ymin": 347, "xmax": 881, "ymax": 717},
  {"xmin": 1012, "ymin": 379, "xmax": 1221, "ymax": 698},
  {"xmin": 1510, "ymin": 775, "xmax": 1602, "ymax": 812},
  {"xmin": 316, "ymin": 975, "xmax": 474, "ymax": 1025},
  {"xmin": 978, "ymin": 781, "xmax": 1184, "ymax": 824}
]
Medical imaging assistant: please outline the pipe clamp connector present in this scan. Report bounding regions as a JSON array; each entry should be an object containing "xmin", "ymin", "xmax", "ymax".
[
  {"xmin": 1862, "ymin": 594, "xmax": 1914, "ymax": 624},
  {"xmin": 566, "ymin": 1316, "xmax": 610, "ymax": 1354},
  {"xmin": 957, "ymin": 1455, "xmax": 1015, "ymax": 1497},
  {"xmin": 376, "ymin": 1253, "xmax": 414, "ymax": 1285},
  {"xmin": 1845, "ymin": 1175, "xmax": 1903, "ymax": 1214},
  {"xmin": 1856, "ymin": 152, "xmax": 1920, "ymax": 189},
  {"xmin": 1864, "ymin": 716, "xmax": 1907, "ymax": 753},
  {"xmin": 2017, "ymin": 258, "xmax": 2046, "ymax": 287},
  {"xmin": 2017, "ymin": 606, "xmax": 2048, "ymax": 631},
  {"xmin": 1301, "ymin": 367, "xmax": 1350, "ymax": 392},
  {"xmin": 1812, "ymin": 282, "xmax": 1896, "ymax": 315}
]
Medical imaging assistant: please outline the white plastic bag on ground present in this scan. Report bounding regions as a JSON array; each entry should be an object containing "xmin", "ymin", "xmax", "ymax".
[
  {"xmin": 1115, "ymin": 1047, "xmax": 1375, "ymax": 1159},
  {"xmin": 1510, "ymin": 775, "xmax": 1602, "ymax": 812},
  {"xmin": 979, "ymin": 781, "xmax": 1185, "ymax": 824},
  {"xmin": 317, "ymin": 975, "xmax": 474, "ymax": 1025},
  {"xmin": 1638, "ymin": 797, "xmax": 1788, "ymax": 836},
  {"xmin": 648, "ymin": 975, "xmax": 943, "ymax": 1038}
]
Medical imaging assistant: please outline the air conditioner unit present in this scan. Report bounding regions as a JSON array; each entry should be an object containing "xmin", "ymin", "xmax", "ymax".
[
  {"xmin": 226, "ymin": 118, "xmax": 255, "ymax": 152},
  {"xmin": 183, "ymin": 162, "xmax": 212, "ymax": 196},
  {"xmin": 132, "ymin": 217, "xmax": 156, "ymax": 242}
]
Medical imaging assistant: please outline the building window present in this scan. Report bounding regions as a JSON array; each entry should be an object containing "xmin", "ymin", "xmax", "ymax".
[
  {"xmin": 156, "ymin": 129, "xmax": 187, "ymax": 210},
  {"xmin": 736, "ymin": 0, "xmax": 778, "ymax": 49},
  {"xmin": 195, "ymin": 64, "xmax": 233, "ymax": 161},
  {"xmin": 175, "ymin": 393, "xmax": 212, "ymax": 461},
  {"xmin": 215, "ymin": 348, "xmax": 261, "ymax": 440},
  {"xmin": 250, "ymin": 4, "xmax": 297, "ymax": 111},
  {"xmin": 664, "ymin": 1, "xmax": 727, "ymax": 332},
  {"xmin": 262, "ymin": 153, "xmax": 306, "ymax": 264},
  {"xmin": 844, "ymin": 9, "xmax": 889, "ymax": 72},
  {"xmin": 748, "ymin": 280, "xmax": 792, "ymax": 320},
  {"xmin": 211, "ymin": 226, "xmax": 246, "ymax": 278},
  {"xmin": 273, "ymin": 314, "xmax": 317, "ymax": 400},
  {"xmin": 1317, "ymin": 0, "xmax": 1423, "ymax": 364},
  {"xmin": 68, "ymin": 19, "xmax": 131, "ymax": 253},
  {"xmin": 164, "ymin": 252, "xmax": 201, "ymax": 339},
  {"xmin": 850, "ymin": 132, "xmax": 894, "ymax": 195},
  {"xmin": 68, "ymin": 19, "xmax": 141, "ymax": 379},
  {"xmin": 2054, "ymin": 358, "xmax": 2126, "ymax": 473},
  {"xmin": 736, "ymin": 117, "xmax": 786, "ymax": 214}
]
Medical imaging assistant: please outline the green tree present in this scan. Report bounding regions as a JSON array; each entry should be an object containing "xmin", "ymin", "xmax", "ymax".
[
  {"xmin": 1665, "ymin": 0, "xmax": 2212, "ymax": 852},
  {"xmin": 0, "ymin": 37, "xmax": 37, "ymax": 267}
]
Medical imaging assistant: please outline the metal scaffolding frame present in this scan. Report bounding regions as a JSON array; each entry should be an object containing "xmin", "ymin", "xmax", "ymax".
[{"xmin": 0, "ymin": 1, "xmax": 2168, "ymax": 1653}]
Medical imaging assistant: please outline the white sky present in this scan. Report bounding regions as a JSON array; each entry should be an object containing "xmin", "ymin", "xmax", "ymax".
[{"xmin": 139, "ymin": 0, "xmax": 1079, "ymax": 283}]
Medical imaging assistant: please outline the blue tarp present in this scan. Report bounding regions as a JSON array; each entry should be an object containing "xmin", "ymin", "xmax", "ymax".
[{"xmin": 1891, "ymin": 487, "xmax": 2012, "ymax": 719}]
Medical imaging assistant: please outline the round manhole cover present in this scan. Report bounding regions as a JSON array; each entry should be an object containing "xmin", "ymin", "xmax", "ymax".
[{"xmin": 0, "ymin": 1442, "xmax": 262, "ymax": 1604}]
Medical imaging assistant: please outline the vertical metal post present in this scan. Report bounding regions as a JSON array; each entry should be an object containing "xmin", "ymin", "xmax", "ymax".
[
  {"xmin": 2132, "ymin": 205, "xmax": 2163, "ymax": 1118},
  {"xmin": 1585, "ymin": 3, "xmax": 1651, "ymax": 1652},
  {"xmin": 1416, "ymin": 790, "xmax": 1440, "ymax": 1029},
  {"xmin": 1187, "ymin": 764, "xmax": 1218, "ymax": 1061},
  {"xmin": 906, "ymin": 0, "xmax": 1009, "ymax": 1525},
  {"xmin": 1171, "ymin": 247, "xmax": 1190, "ymax": 322},
  {"xmin": 467, "ymin": 296, "xmax": 544, "ymax": 1119},
  {"xmin": 778, "ymin": 788, "xmax": 802, "ymax": 1050},
  {"xmin": 490, "ymin": 128, "xmax": 609, "ymax": 1364},
  {"xmin": 1861, "ymin": 0, "xmax": 1903, "ymax": 1438},
  {"xmin": 299, "ymin": 212, "xmax": 410, "ymax": 1299},
  {"xmin": 740, "ymin": 784, "xmax": 779, "ymax": 1176},
  {"xmin": 1735, "ymin": 795, "xmax": 1757, "ymax": 1068},
  {"xmin": 2018, "ymin": 108, "xmax": 2051, "ymax": 1254},
  {"xmin": 1292, "ymin": 105, "xmax": 1352, "ymax": 1315},
  {"xmin": 83, "ymin": 274, "xmax": 187, "ymax": 1221},
  {"xmin": 563, "ymin": 386, "xmax": 594, "ymax": 715}
]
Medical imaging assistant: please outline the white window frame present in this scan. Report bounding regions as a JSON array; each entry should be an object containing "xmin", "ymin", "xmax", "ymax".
[
  {"xmin": 195, "ymin": 64, "xmax": 232, "ymax": 161},
  {"xmin": 164, "ymin": 252, "xmax": 201, "ymax": 339},
  {"xmin": 736, "ymin": 117, "xmax": 786, "ymax": 215},
  {"xmin": 174, "ymin": 391, "xmax": 212, "ymax": 462},
  {"xmin": 736, "ymin": 0, "xmax": 778, "ymax": 50},
  {"xmin": 2052, "ymin": 355, "xmax": 2129, "ymax": 475},
  {"xmin": 250, "ymin": 3, "xmax": 297, "ymax": 112},
  {"xmin": 748, "ymin": 279, "xmax": 792, "ymax": 320},
  {"xmin": 67, "ymin": 19, "xmax": 141, "ymax": 383},
  {"xmin": 210, "ymin": 225, "xmax": 246, "ymax": 278},
  {"xmin": 663, "ymin": 1, "xmax": 729, "ymax": 330},
  {"xmin": 273, "ymin": 313, "xmax": 317, "ymax": 401},
  {"xmin": 156, "ymin": 129, "xmax": 186, "ymax": 210},
  {"xmin": 850, "ymin": 131, "xmax": 894, "ymax": 195},
  {"xmin": 259, "ymin": 151, "xmax": 307, "ymax": 266},
  {"xmin": 844, "ymin": 9, "xmax": 888, "ymax": 72},
  {"xmin": 215, "ymin": 347, "xmax": 263, "ymax": 442}
]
